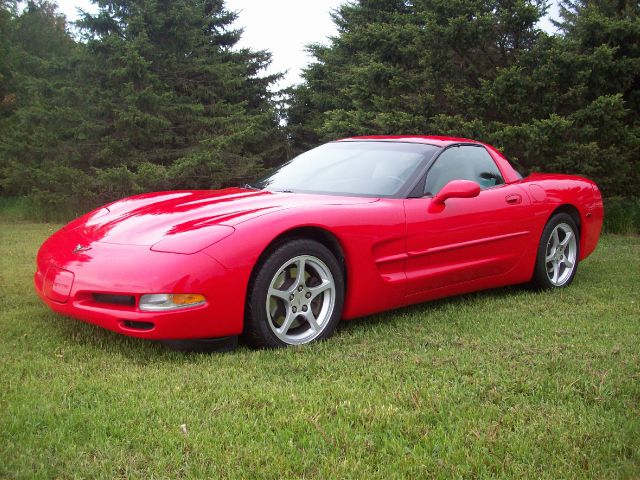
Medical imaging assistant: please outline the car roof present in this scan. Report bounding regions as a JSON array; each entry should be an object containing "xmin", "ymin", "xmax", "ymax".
[{"xmin": 338, "ymin": 135, "xmax": 481, "ymax": 148}]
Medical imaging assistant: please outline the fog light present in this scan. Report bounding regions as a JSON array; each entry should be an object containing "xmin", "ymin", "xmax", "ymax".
[{"xmin": 139, "ymin": 293, "xmax": 206, "ymax": 311}]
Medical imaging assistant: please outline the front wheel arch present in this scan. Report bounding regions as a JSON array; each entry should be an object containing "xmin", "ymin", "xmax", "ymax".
[
  {"xmin": 246, "ymin": 226, "xmax": 347, "ymax": 300},
  {"xmin": 243, "ymin": 238, "xmax": 345, "ymax": 348},
  {"xmin": 243, "ymin": 227, "xmax": 347, "ymax": 336}
]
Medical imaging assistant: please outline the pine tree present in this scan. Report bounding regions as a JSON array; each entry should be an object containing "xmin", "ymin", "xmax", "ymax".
[
  {"xmin": 287, "ymin": 0, "xmax": 426, "ymax": 153},
  {"xmin": 491, "ymin": 0, "xmax": 640, "ymax": 195},
  {"xmin": 0, "ymin": 0, "xmax": 288, "ymax": 216},
  {"xmin": 0, "ymin": 1, "xmax": 83, "ymax": 208},
  {"xmin": 288, "ymin": 0, "xmax": 639, "ymax": 197},
  {"xmin": 0, "ymin": 1, "xmax": 18, "ymax": 122},
  {"xmin": 76, "ymin": 0, "xmax": 287, "ymax": 196},
  {"xmin": 288, "ymin": 0, "xmax": 549, "ymax": 146}
]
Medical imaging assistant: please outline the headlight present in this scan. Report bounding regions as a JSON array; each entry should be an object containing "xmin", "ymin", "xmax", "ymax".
[{"xmin": 139, "ymin": 293, "xmax": 206, "ymax": 311}]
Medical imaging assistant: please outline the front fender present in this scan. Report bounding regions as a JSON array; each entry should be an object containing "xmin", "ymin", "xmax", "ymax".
[{"xmin": 203, "ymin": 200, "xmax": 408, "ymax": 319}]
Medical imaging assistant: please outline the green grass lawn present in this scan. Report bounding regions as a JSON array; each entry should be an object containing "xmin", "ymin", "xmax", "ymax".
[{"xmin": 1, "ymin": 219, "xmax": 638, "ymax": 479}]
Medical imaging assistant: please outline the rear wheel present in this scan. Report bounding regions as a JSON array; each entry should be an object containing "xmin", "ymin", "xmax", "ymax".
[
  {"xmin": 532, "ymin": 213, "xmax": 580, "ymax": 289},
  {"xmin": 245, "ymin": 239, "xmax": 344, "ymax": 348}
]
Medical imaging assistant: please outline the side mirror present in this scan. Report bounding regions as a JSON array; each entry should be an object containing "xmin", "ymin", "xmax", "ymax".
[{"xmin": 432, "ymin": 180, "xmax": 480, "ymax": 205}]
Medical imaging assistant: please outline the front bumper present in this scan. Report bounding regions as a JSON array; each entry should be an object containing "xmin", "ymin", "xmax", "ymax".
[{"xmin": 34, "ymin": 229, "xmax": 249, "ymax": 340}]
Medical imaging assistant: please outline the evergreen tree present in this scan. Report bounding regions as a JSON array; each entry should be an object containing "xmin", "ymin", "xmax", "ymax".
[
  {"xmin": 75, "ymin": 0, "xmax": 286, "ymax": 197},
  {"xmin": 288, "ymin": 0, "xmax": 548, "ymax": 149},
  {"xmin": 490, "ymin": 0, "xmax": 640, "ymax": 195},
  {"xmin": 0, "ymin": 1, "xmax": 83, "ymax": 207},
  {"xmin": 288, "ymin": 0, "xmax": 639, "ymax": 197},
  {"xmin": 288, "ymin": 0, "xmax": 427, "ymax": 153},
  {"xmin": 0, "ymin": 0, "xmax": 288, "ymax": 215},
  {"xmin": 0, "ymin": 1, "xmax": 18, "ymax": 122},
  {"xmin": 1, "ymin": 0, "xmax": 638, "ymax": 216}
]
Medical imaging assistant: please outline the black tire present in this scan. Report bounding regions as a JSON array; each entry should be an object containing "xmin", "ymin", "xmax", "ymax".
[
  {"xmin": 531, "ymin": 212, "xmax": 580, "ymax": 289},
  {"xmin": 244, "ymin": 238, "xmax": 345, "ymax": 348}
]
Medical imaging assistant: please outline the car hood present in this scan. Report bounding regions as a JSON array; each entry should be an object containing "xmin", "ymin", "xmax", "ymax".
[{"xmin": 64, "ymin": 188, "xmax": 378, "ymax": 246}]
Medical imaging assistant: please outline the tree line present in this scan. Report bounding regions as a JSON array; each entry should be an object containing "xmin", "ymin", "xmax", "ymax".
[{"xmin": 0, "ymin": 0, "xmax": 638, "ymax": 221}]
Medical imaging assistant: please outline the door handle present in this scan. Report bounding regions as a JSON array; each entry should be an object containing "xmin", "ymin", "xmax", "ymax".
[{"xmin": 505, "ymin": 194, "xmax": 522, "ymax": 205}]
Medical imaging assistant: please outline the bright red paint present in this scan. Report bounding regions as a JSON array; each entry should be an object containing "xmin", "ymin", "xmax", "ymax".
[
  {"xmin": 432, "ymin": 179, "xmax": 480, "ymax": 205},
  {"xmin": 35, "ymin": 136, "xmax": 604, "ymax": 342}
]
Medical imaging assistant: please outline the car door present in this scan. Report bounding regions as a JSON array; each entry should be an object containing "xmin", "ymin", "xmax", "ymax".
[{"xmin": 403, "ymin": 144, "xmax": 532, "ymax": 295}]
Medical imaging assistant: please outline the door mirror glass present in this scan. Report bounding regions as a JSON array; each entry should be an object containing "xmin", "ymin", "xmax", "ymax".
[{"xmin": 432, "ymin": 180, "xmax": 480, "ymax": 205}]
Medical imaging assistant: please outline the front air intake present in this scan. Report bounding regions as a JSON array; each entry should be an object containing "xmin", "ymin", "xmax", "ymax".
[
  {"xmin": 121, "ymin": 320, "xmax": 155, "ymax": 331},
  {"xmin": 92, "ymin": 293, "xmax": 135, "ymax": 306}
]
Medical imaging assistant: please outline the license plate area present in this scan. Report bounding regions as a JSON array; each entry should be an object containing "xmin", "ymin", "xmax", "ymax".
[{"xmin": 44, "ymin": 267, "xmax": 75, "ymax": 303}]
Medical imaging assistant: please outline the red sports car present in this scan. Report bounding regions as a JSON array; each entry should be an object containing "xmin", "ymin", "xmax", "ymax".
[{"xmin": 35, "ymin": 136, "xmax": 603, "ymax": 351}]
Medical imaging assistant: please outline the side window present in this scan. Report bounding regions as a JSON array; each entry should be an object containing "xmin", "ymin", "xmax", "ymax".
[{"xmin": 424, "ymin": 146, "xmax": 505, "ymax": 196}]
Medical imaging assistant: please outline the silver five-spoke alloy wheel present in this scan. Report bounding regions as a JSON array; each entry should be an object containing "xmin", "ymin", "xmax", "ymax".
[
  {"xmin": 545, "ymin": 222, "xmax": 577, "ymax": 286},
  {"xmin": 266, "ymin": 255, "xmax": 336, "ymax": 345}
]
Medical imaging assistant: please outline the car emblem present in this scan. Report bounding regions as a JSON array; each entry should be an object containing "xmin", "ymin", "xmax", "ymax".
[{"xmin": 73, "ymin": 244, "xmax": 91, "ymax": 254}]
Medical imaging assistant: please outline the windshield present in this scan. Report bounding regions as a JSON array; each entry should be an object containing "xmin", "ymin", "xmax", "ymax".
[{"xmin": 253, "ymin": 141, "xmax": 439, "ymax": 197}]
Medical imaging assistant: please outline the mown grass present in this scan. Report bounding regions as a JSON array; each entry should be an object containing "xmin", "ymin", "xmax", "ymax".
[{"xmin": 0, "ymin": 218, "xmax": 638, "ymax": 479}]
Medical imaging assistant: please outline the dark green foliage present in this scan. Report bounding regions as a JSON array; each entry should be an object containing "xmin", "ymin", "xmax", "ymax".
[
  {"xmin": 0, "ymin": 0, "xmax": 287, "ymax": 216},
  {"xmin": 288, "ymin": 0, "xmax": 640, "ymax": 201},
  {"xmin": 0, "ymin": 1, "xmax": 17, "ymax": 117},
  {"xmin": 0, "ymin": 1, "xmax": 82, "ymax": 204},
  {"xmin": 602, "ymin": 196, "xmax": 640, "ymax": 234},
  {"xmin": 0, "ymin": 0, "xmax": 638, "ymax": 230}
]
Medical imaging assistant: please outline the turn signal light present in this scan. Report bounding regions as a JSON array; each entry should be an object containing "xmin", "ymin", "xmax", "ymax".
[
  {"xmin": 139, "ymin": 293, "xmax": 206, "ymax": 311},
  {"xmin": 172, "ymin": 294, "xmax": 206, "ymax": 306}
]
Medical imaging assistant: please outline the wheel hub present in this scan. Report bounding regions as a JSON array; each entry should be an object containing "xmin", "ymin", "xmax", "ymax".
[
  {"xmin": 290, "ymin": 288, "xmax": 311, "ymax": 311},
  {"xmin": 265, "ymin": 254, "xmax": 337, "ymax": 345}
]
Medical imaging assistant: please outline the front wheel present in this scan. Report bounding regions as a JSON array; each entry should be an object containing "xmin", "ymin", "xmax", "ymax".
[
  {"xmin": 244, "ymin": 239, "xmax": 345, "ymax": 348},
  {"xmin": 532, "ymin": 213, "xmax": 580, "ymax": 289}
]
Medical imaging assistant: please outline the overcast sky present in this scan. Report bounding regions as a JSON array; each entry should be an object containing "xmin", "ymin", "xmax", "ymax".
[{"xmin": 54, "ymin": 0, "xmax": 559, "ymax": 90}]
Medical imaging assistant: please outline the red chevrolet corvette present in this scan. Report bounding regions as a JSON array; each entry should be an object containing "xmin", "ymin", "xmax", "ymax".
[{"xmin": 35, "ymin": 136, "xmax": 603, "ymax": 350}]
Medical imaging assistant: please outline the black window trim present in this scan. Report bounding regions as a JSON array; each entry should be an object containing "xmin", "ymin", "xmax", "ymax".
[
  {"xmin": 405, "ymin": 143, "xmax": 507, "ymax": 199},
  {"xmin": 255, "ymin": 140, "xmax": 507, "ymax": 200},
  {"xmin": 262, "ymin": 140, "xmax": 443, "ymax": 199}
]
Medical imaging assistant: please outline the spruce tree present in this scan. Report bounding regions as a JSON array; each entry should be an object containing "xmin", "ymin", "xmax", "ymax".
[
  {"xmin": 490, "ymin": 0, "xmax": 639, "ymax": 195},
  {"xmin": 76, "ymin": 0, "xmax": 287, "ymax": 196},
  {"xmin": 0, "ymin": 1, "xmax": 83, "ymax": 208},
  {"xmin": 288, "ymin": 0, "xmax": 639, "ymax": 197},
  {"xmin": 0, "ymin": 0, "xmax": 288, "ymax": 216}
]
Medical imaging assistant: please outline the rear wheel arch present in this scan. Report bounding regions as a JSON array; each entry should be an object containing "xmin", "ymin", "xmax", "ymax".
[
  {"xmin": 525, "ymin": 205, "xmax": 582, "ymax": 285},
  {"xmin": 547, "ymin": 204, "xmax": 582, "ymax": 250},
  {"xmin": 531, "ymin": 211, "xmax": 580, "ymax": 289}
]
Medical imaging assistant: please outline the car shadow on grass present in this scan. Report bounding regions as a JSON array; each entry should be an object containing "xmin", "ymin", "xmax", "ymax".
[
  {"xmin": 335, "ymin": 284, "xmax": 526, "ymax": 336},
  {"xmin": 43, "ymin": 283, "xmax": 534, "ymax": 358},
  {"xmin": 44, "ymin": 312, "xmax": 226, "ymax": 361}
]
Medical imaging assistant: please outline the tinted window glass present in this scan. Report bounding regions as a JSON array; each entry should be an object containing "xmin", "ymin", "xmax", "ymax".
[
  {"xmin": 424, "ymin": 146, "xmax": 504, "ymax": 196},
  {"xmin": 254, "ymin": 142, "xmax": 439, "ymax": 197}
]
